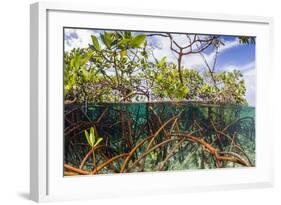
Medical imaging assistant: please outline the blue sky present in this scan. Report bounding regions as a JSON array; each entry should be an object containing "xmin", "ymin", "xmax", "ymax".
[{"xmin": 64, "ymin": 28, "xmax": 256, "ymax": 106}]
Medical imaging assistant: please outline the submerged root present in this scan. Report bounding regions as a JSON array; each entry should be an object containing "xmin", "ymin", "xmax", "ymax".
[{"xmin": 64, "ymin": 104, "xmax": 255, "ymax": 175}]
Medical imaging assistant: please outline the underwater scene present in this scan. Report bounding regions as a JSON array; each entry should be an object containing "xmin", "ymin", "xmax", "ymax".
[
  {"xmin": 63, "ymin": 28, "xmax": 256, "ymax": 176},
  {"xmin": 64, "ymin": 102, "xmax": 255, "ymax": 175}
]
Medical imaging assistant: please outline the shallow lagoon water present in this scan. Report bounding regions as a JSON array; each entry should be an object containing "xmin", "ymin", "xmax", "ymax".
[{"xmin": 64, "ymin": 102, "xmax": 255, "ymax": 174}]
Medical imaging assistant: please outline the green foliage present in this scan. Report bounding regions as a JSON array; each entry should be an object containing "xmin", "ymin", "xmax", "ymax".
[
  {"xmin": 238, "ymin": 36, "xmax": 255, "ymax": 44},
  {"xmin": 64, "ymin": 48, "xmax": 115, "ymax": 102},
  {"xmin": 100, "ymin": 32, "xmax": 113, "ymax": 49},
  {"xmin": 216, "ymin": 70, "xmax": 247, "ymax": 104},
  {"xmin": 64, "ymin": 48, "xmax": 90, "ymax": 98},
  {"xmin": 64, "ymin": 32, "xmax": 255, "ymax": 174},
  {"xmin": 130, "ymin": 34, "xmax": 146, "ymax": 48},
  {"xmin": 84, "ymin": 127, "xmax": 103, "ymax": 148},
  {"xmin": 90, "ymin": 35, "xmax": 101, "ymax": 51},
  {"xmin": 150, "ymin": 151, "xmax": 158, "ymax": 161},
  {"xmin": 64, "ymin": 31, "xmax": 251, "ymax": 105},
  {"xmin": 148, "ymin": 58, "xmax": 189, "ymax": 100}
]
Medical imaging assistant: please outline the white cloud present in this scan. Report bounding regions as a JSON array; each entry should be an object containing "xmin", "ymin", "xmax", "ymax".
[
  {"xmin": 147, "ymin": 35, "xmax": 255, "ymax": 106},
  {"xmin": 146, "ymin": 35, "xmax": 178, "ymax": 64},
  {"xmin": 221, "ymin": 61, "xmax": 255, "ymax": 73},
  {"xmin": 219, "ymin": 38, "xmax": 240, "ymax": 53},
  {"xmin": 64, "ymin": 30, "xmax": 255, "ymax": 106},
  {"xmin": 64, "ymin": 29, "xmax": 99, "ymax": 52},
  {"xmin": 182, "ymin": 38, "xmax": 240, "ymax": 70}
]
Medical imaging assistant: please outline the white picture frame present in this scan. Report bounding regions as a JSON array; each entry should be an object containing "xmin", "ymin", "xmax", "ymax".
[{"xmin": 30, "ymin": 2, "xmax": 274, "ymax": 202}]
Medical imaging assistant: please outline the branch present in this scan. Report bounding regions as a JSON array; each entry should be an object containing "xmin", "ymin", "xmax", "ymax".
[
  {"xmin": 64, "ymin": 164, "xmax": 90, "ymax": 175},
  {"xmin": 91, "ymin": 153, "xmax": 128, "ymax": 174}
]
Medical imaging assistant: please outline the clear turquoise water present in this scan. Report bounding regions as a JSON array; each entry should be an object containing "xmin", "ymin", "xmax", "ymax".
[{"xmin": 64, "ymin": 102, "xmax": 255, "ymax": 171}]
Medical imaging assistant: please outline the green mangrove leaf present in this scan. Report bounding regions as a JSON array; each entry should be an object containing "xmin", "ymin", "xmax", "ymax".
[
  {"xmin": 84, "ymin": 130, "xmax": 92, "ymax": 147},
  {"xmin": 117, "ymin": 38, "xmax": 131, "ymax": 49},
  {"xmin": 94, "ymin": 138, "xmax": 103, "ymax": 147},
  {"xmin": 124, "ymin": 31, "xmax": 132, "ymax": 38},
  {"xmin": 101, "ymin": 32, "xmax": 113, "ymax": 49},
  {"xmin": 158, "ymin": 57, "xmax": 166, "ymax": 67},
  {"xmin": 130, "ymin": 34, "xmax": 146, "ymax": 48},
  {"xmin": 91, "ymin": 35, "xmax": 101, "ymax": 51},
  {"xmin": 90, "ymin": 127, "xmax": 96, "ymax": 147},
  {"xmin": 120, "ymin": 49, "xmax": 127, "ymax": 57}
]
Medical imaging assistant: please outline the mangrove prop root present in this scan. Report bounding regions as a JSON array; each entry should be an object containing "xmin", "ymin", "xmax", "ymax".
[
  {"xmin": 100, "ymin": 152, "xmax": 119, "ymax": 173},
  {"xmin": 141, "ymin": 109, "xmax": 184, "ymax": 171},
  {"xmin": 64, "ymin": 164, "xmax": 90, "ymax": 175},
  {"xmin": 175, "ymin": 134, "xmax": 251, "ymax": 167},
  {"xmin": 64, "ymin": 171, "xmax": 80, "ymax": 176},
  {"xmin": 79, "ymin": 149, "xmax": 93, "ymax": 169},
  {"xmin": 210, "ymin": 120, "xmax": 253, "ymax": 166},
  {"xmin": 64, "ymin": 105, "xmax": 254, "ymax": 175},
  {"xmin": 148, "ymin": 106, "xmax": 168, "ymax": 135},
  {"xmin": 92, "ymin": 153, "xmax": 129, "ymax": 174},
  {"xmin": 127, "ymin": 138, "xmax": 179, "ymax": 172},
  {"xmin": 222, "ymin": 116, "xmax": 255, "ymax": 132},
  {"xmin": 65, "ymin": 131, "xmax": 251, "ymax": 175},
  {"xmin": 120, "ymin": 135, "xmax": 154, "ymax": 173},
  {"xmin": 96, "ymin": 108, "xmax": 108, "ymax": 123},
  {"xmin": 79, "ymin": 145, "xmax": 106, "ymax": 169},
  {"xmin": 159, "ymin": 137, "xmax": 186, "ymax": 171},
  {"xmin": 218, "ymin": 151, "xmax": 251, "ymax": 167}
]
